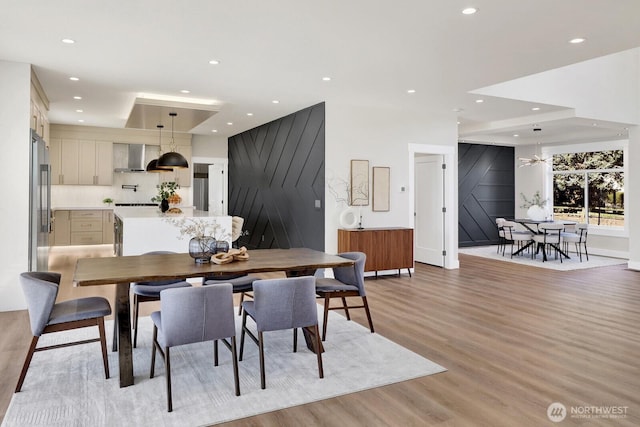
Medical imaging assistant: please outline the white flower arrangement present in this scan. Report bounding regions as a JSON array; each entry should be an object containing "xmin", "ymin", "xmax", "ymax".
[{"xmin": 165, "ymin": 217, "xmax": 230, "ymax": 241}]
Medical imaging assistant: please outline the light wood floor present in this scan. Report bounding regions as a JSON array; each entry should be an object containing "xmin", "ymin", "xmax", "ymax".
[{"xmin": 1, "ymin": 247, "xmax": 639, "ymax": 426}]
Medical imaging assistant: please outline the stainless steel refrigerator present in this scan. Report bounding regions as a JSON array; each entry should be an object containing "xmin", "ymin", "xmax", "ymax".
[{"xmin": 29, "ymin": 129, "xmax": 51, "ymax": 271}]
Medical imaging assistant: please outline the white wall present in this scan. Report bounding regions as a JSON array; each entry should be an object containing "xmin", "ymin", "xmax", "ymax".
[
  {"xmin": 192, "ymin": 134, "xmax": 227, "ymax": 158},
  {"xmin": 0, "ymin": 61, "xmax": 31, "ymax": 311},
  {"xmin": 324, "ymin": 102, "xmax": 459, "ymax": 261}
]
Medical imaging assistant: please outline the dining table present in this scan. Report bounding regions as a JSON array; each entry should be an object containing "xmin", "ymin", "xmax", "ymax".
[
  {"xmin": 73, "ymin": 247, "xmax": 355, "ymax": 388},
  {"xmin": 512, "ymin": 218, "xmax": 576, "ymax": 260}
]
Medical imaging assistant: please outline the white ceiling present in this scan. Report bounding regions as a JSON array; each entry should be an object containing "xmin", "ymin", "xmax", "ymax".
[{"xmin": 1, "ymin": 0, "xmax": 639, "ymax": 144}]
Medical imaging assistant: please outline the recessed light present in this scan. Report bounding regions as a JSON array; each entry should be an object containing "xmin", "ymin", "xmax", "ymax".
[
  {"xmin": 78, "ymin": 119, "xmax": 84, "ymax": 123},
  {"xmin": 475, "ymin": 99, "xmax": 484, "ymax": 103},
  {"xmin": 61, "ymin": 38, "xmax": 75, "ymax": 44},
  {"xmin": 531, "ymin": 107, "xmax": 540, "ymax": 111},
  {"xmin": 322, "ymin": 77, "xmax": 331, "ymax": 81},
  {"xmin": 75, "ymin": 109, "xmax": 83, "ymax": 113},
  {"xmin": 208, "ymin": 59, "xmax": 220, "ymax": 65},
  {"xmin": 407, "ymin": 89, "xmax": 416, "ymax": 94},
  {"xmin": 272, "ymin": 100, "xmax": 279, "ymax": 104},
  {"xmin": 247, "ymin": 113, "xmax": 253, "ymax": 116},
  {"xmin": 227, "ymin": 122, "xmax": 233, "ymax": 125},
  {"xmin": 513, "ymin": 134, "xmax": 519, "ymax": 137},
  {"xmin": 592, "ymin": 123, "xmax": 598, "ymax": 126},
  {"xmin": 180, "ymin": 90, "xmax": 190, "ymax": 94},
  {"xmin": 457, "ymin": 121, "xmax": 461, "ymax": 125},
  {"xmin": 462, "ymin": 7, "xmax": 477, "ymax": 15},
  {"xmin": 570, "ymin": 38, "xmax": 585, "ymax": 44},
  {"xmin": 211, "ymin": 129, "xmax": 218, "ymax": 133},
  {"xmin": 73, "ymin": 96, "xmax": 82, "ymax": 100},
  {"xmin": 69, "ymin": 77, "xmax": 79, "ymax": 81}
]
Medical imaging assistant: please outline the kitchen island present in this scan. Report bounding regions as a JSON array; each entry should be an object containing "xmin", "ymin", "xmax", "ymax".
[{"xmin": 114, "ymin": 206, "xmax": 232, "ymax": 256}]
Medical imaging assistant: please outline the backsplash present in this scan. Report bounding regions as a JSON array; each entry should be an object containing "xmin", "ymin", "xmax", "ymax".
[{"xmin": 51, "ymin": 173, "xmax": 192, "ymax": 208}]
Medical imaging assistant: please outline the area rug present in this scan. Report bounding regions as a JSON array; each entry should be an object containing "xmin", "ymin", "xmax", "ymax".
[
  {"xmin": 459, "ymin": 245, "xmax": 627, "ymax": 271},
  {"xmin": 2, "ymin": 310, "xmax": 445, "ymax": 427}
]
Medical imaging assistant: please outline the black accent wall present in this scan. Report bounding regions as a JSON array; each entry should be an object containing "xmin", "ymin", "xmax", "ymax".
[
  {"xmin": 458, "ymin": 143, "xmax": 514, "ymax": 247},
  {"xmin": 228, "ymin": 103, "xmax": 325, "ymax": 251}
]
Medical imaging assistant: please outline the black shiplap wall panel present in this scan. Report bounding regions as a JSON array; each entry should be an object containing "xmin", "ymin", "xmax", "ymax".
[
  {"xmin": 228, "ymin": 103, "xmax": 325, "ymax": 251},
  {"xmin": 458, "ymin": 143, "xmax": 514, "ymax": 247}
]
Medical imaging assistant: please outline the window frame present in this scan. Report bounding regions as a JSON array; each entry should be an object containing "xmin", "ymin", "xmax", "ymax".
[{"xmin": 542, "ymin": 140, "xmax": 628, "ymax": 238}]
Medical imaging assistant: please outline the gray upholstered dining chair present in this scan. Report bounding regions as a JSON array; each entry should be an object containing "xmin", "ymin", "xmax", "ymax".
[
  {"xmin": 501, "ymin": 221, "xmax": 534, "ymax": 258},
  {"xmin": 150, "ymin": 284, "xmax": 240, "ymax": 412},
  {"xmin": 131, "ymin": 251, "xmax": 191, "ymax": 348},
  {"xmin": 561, "ymin": 223, "xmax": 589, "ymax": 261},
  {"xmin": 15, "ymin": 271, "xmax": 111, "ymax": 392},
  {"xmin": 495, "ymin": 217, "xmax": 506, "ymax": 254},
  {"xmin": 239, "ymin": 276, "xmax": 323, "ymax": 390},
  {"xmin": 532, "ymin": 223, "xmax": 564, "ymax": 262},
  {"xmin": 315, "ymin": 252, "xmax": 374, "ymax": 341}
]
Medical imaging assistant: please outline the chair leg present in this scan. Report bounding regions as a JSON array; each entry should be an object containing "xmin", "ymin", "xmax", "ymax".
[
  {"xmin": 150, "ymin": 325, "xmax": 158, "ymax": 378},
  {"xmin": 258, "ymin": 331, "xmax": 266, "ymax": 390},
  {"xmin": 238, "ymin": 292, "xmax": 245, "ymax": 316},
  {"xmin": 362, "ymin": 296, "xmax": 375, "ymax": 333},
  {"xmin": 583, "ymin": 243, "xmax": 589, "ymax": 261},
  {"xmin": 112, "ymin": 304, "xmax": 118, "ymax": 352},
  {"xmin": 133, "ymin": 294, "xmax": 140, "ymax": 348},
  {"xmin": 342, "ymin": 297, "xmax": 351, "ymax": 320},
  {"xmin": 230, "ymin": 336, "xmax": 240, "ymax": 396},
  {"xmin": 313, "ymin": 324, "xmax": 324, "ymax": 379},
  {"xmin": 15, "ymin": 336, "xmax": 39, "ymax": 393},
  {"xmin": 165, "ymin": 347, "xmax": 172, "ymax": 412},
  {"xmin": 239, "ymin": 310, "xmax": 247, "ymax": 361},
  {"xmin": 322, "ymin": 295, "xmax": 330, "ymax": 341},
  {"xmin": 293, "ymin": 328, "xmax": 298, "ymax": 353},
  {"xmin": 214, "ymin": 340, "xmax": 219, "ymax": 366},
  {"xmin": 98, "ymin": 317, "xmax": 109, "ymax": 379}
]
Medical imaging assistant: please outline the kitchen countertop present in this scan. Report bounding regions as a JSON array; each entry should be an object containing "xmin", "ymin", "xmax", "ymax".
[
  {"xmin": 114, "ymin": 206, "xmax": 220, "ymax": 219},
  {"xmin": 53, "ymin": 206, "xmax": 113, "ymax": 210}
]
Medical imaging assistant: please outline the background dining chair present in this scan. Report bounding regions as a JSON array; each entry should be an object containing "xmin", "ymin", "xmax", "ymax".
[
  {"xmin": 495, "ymin": 217, "xmax": 506, "ymax": 254},
  {"xmin": 501, "ymin": 221, "xmax": 533, "ymax": 258},
  {"xmin": 562, "ymin": 223, "xmax": 589, "ymax": 261},
  {"xmin": 239, "ymin": 276, "xmax": 323, "ymax": 390},
  {"xmin": 16, "ymin": 271, "xmax": 111, "ymax": 392},
  {"xmin": 131, "ymin": 251, "xmax": 191, "ymax": 348},
  {"xmin": 204, "ymin": 216, "xmax": 255, "ymax": 315},
  {"xmin": 315, "ymin": 251, "xmax": 374, "ymax": 341},
  {"xmin": 150, "ymin": 284, "xmax": 240, "ymax": 412},
  {"xmin": 532, "ymin": 223, "xmax": 564, "ymax": 262}
]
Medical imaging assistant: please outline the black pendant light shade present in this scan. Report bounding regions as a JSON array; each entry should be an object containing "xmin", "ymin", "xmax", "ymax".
[
  {"xmin": 146, "ymin": 124, "xmax": 173, "ymax": 172},
  {"xmin": 157, "ymin": 151, "xmax": 188, "ymax": 169},
  {"xmin": 157, "ymin": 112, "xmax": 189, "ymax": 169}
]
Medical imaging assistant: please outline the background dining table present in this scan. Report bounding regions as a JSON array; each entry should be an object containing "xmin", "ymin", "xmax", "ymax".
[{"xmin": 512, "ymin": 219, "xmax": 576, "ymax": 260}]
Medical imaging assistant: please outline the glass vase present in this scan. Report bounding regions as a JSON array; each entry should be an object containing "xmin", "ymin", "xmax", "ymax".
[{"xmin": 189, "ymin": 236, "xmax": 216, "ymax": 263}]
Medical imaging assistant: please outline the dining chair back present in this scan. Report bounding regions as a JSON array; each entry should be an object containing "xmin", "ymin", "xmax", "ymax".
[
  {"xmin": 239, "ymin": 276, "xmax": 323, "ymax": 389},
  {"xmin": 499, "ymin": 221, "xmax": 533, "ymax": 258},
  {"xmin": 532, "ymin": 223, "xmax": 565, "ymax": 262},
  {"xmin": 130, "ymin": 251, "xmax": 191, "ymax": 348},
  {"xmin": 16, "ymin": 272, "xmax": 111, "ymax": 392},
  {"xmin": 150, "ymin": 284, "xmax": 240, "ymax": 412},
  {"xmin": 315, "ymin": 251, "xmax": 374, "ymax": 341},
  {"xmin": 561, "ymin": 223, "xmax": 589, "ymax": 261},
  {"xmin": 495, "ymin": 217, "xmax": 506, "ymax": 254}
]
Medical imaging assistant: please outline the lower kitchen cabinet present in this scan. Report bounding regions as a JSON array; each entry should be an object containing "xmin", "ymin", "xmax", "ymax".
[{"xmin": 52, "ymin": 209, "xmax": 114, "ymax": 246}]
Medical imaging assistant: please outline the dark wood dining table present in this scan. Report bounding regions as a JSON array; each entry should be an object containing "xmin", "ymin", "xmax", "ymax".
[
  {"xmin": 73, "ymin": 248, "xmax": 354, "ymax": 388},
  {"xmin": 512, "ymin": 219, "xmax": 576, "ymax": 260}
]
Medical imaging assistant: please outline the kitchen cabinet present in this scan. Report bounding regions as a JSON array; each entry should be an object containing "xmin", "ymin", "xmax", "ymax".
[
  {"xmin": 52, "ymin": 209, "xmax": 114, "ymax": 246},
  {"xmin": 102, "ymin": 210, "xmax": 114, "ymax": 244},
  {"xmin": 52, "ymin": 210, "xmax": 71, "ymax": 246},
  {"xmin": 50, "ymin": 139, "xmax": 112, "ymax": 185},
  {"xmin": 338, "ymin": 227, "xmax": 414, "ymax": 277}
]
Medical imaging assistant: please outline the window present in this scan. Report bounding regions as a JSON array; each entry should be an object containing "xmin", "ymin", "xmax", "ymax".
[{"xmin": 552, "ymin": 149, "xmax": 624, "ymax": 228}]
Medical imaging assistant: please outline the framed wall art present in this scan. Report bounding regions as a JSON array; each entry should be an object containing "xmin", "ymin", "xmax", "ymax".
[
  {"xmin": 372, "ymin": 166, "xmax": 390, "ymax": 211},
  {"xmin": 350, "ymin": 159, "xmax": 369, "ymax": 206}
]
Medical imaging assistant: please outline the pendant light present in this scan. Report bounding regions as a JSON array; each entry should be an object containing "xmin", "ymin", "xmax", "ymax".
[
  {"xmin": 157, "ymin": 112, "xmax": 189, "ymax": 169},
  {"xmin": 146, "ymin": 125, "xmax": 172, "ymax": 172}
]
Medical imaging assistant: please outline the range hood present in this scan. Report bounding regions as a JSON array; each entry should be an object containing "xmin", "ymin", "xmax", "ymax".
[{"xmin": 113, "ymin": 143, "xmax": 146, "ymax": 172}]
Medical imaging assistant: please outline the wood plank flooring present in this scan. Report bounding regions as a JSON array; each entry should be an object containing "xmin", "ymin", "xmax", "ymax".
[{"xmin": 1, "ymin": 247, "xmax": 638, "ymax": 426}]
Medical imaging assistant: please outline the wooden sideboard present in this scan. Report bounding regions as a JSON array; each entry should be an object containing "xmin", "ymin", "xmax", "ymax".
[{"xmin": 337, "ymin": 227, "xmax": 414, "ymax": 277}]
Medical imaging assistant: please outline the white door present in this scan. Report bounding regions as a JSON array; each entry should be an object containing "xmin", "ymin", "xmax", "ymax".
[
  {"xmin": 415, "ymin": 154, "xmax": 444, "ymax": 266},
  {"xmin": 208, "ymin": 163, "xmax": 227, "ymax": 215}
]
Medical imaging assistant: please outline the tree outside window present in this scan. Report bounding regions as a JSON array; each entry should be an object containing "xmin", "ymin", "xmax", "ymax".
[{"xmin": 552, "ymin": 150, "xmax": 624, "ymax": 227}]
